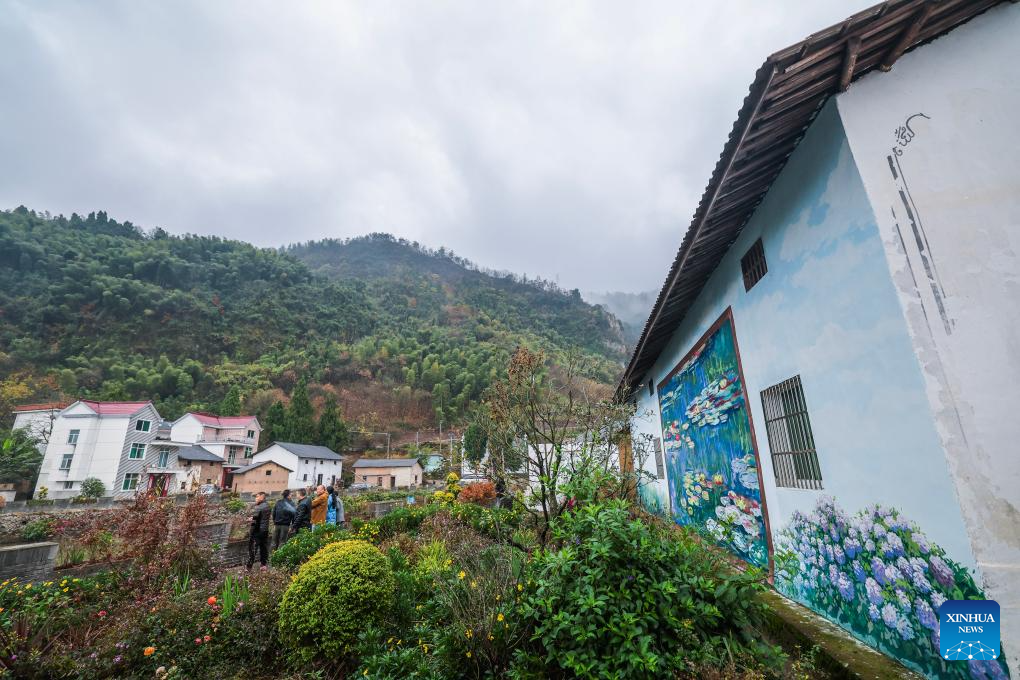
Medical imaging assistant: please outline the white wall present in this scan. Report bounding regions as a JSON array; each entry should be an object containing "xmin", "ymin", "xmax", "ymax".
[
  {"xmin": 837, "ymin": 4, "xmax": 1020, "ymax": 666},
  {"xmin": 252, "ymin": 445, "xmax": 341, "ymax": 490},
  {"xmin": 170, "ymin": 415, "xmax": 203, "ymax": 445}
]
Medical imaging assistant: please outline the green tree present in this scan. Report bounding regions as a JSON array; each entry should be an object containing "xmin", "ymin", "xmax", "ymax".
[
  {"xmin": 285, "ymin": 379, "xmax": 316, "ymax": 444},
  {"xmin": 463, "ymin": 420, "xmax": 487, "ymax": 465},
  {"xmin": 260, "ymin": 401, "xmax": 286, "ymax": 450},
  {"xmin": 79, "ymin": 477, "xmax": 106, "ymax": 499},
  {"xmin": 218, "ymin": 385, "xmax": 242, "ymax": 416},
  {"xmin": 0, "ymin": 429, "xmax": 43, "ymax": 484},
  {"xmin": 316, "ymin": 395, "xmax": 350, "ymax": 453}
]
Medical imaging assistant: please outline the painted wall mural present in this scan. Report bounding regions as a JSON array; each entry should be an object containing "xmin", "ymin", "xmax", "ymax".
[
  {"xmin": 775, "ymin": 496, "xmax": 1010, "ymax": 679},
  {"xmin": 656, "ymin": 313, "xmax": 769, "ymax": 568}
]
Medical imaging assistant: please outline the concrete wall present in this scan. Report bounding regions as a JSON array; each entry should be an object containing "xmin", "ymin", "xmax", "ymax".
[
  {"xmin": 836, "ymin": 4, "xmax": 1020, "ymax": 669},
  {"xmin": 0, "ymin": 542, "xmax": 58, "ymax": 581},
  {"xmin": 631, "ymin": 100, "xmax": 1002, "ymax": 678},
  {"xmin": 232, "ymin": 462, "xmax": 292, "ymax": 494},
  {"xmin": 354, "ymin": 464, "xmax": 422, "ymax": 488}
]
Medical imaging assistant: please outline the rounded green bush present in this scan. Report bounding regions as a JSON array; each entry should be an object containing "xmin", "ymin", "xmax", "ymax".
[{"xmin": 278, "ymin": 539, "xmax": 395, "ymax": 660}]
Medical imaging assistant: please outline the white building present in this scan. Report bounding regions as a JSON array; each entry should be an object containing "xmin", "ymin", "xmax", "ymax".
[
  {"xmin": 10, "ymin": 402, "xmax": 66, "ymax": 453},
  {"xmin": 34, "ymin": 400, "xmax": 164, "ymax": 499},
  {"xmin": 251, "ymin": 442, "xmax": 342, "ymax": 490},
  {"xmin": 170, "ymin": 412, "xmax": 260, "ymax": 466}
]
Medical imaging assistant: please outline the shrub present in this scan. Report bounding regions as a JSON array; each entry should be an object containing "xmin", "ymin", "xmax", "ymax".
[
  {"xmin": 458, "ymin": 481, "xmax": 495, "ymax": 505},
  {"xmin": 278, "ymin": 540, "xmax": 395, "ymax": 660},
  {"xmin": 20, "ymin": 517, "xmax": 55, "ymax": 541},
  {"xmin": 224, "ymin": 497, "xmax": 246, "ymax": 513},
  {"xmin": 270, "ymin": 523, "xmax": 349, "ymax": 570},
  {"xmin": 79, "ymin": 477, "xmax": 106, "ymax": 499},
  {"xmin": 516, "ymin": 500, "xmax": 775, "ymax": 679}
]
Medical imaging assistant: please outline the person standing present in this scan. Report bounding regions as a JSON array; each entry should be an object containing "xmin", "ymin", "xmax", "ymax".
[
  {"xmin": 290, "ymin": 488, "xmax": 312, "ymax": 534},
  {"xmin": 310, "ymin": 484, "xmax": 328, "ymax": 526},
  {"xmin": 246, "ymin": 492, "xmax": 271, "ymax": 570},
  {"xmin": 325, "ymin": 485, "xmax": 346, "ymax": 527},
  {"xmin": 272, "ymin": 489, "xmax": 296, "ymax": 549}
]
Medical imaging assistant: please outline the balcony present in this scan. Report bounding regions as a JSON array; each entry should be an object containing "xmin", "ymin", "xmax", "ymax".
[{"xmin": 196, "ymin": 434, "xmax": 256, "ymax": 446}]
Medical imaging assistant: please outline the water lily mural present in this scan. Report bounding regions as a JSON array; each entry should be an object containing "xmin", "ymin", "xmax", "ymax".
[
  {"xmin": 656, "ymin": 314, "xmax": 770, "ymax": 568},
  {"xmin": 775, "ymin": 497, "xmax": 1011, "ymax": 680}
]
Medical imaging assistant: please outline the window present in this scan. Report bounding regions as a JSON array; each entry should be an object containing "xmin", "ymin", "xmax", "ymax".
[
  {"xmin": 206, "ymin": 478, "xmax": 212, "ymax": 484},
  {"xmin": 652, "ymin": 437, "xmax": 665, "ymax": 480},
  {"xmin": 761, "ymin": 375, "xmax": 822, "ymax": 489},
  {"xmin": 129, "ymin": 443, "xmax": 145, "ymax": 459},
  {"xmin": 63, "ymin": 481, "xmax": 74, "ymax": 490},
  {"xmin": 60, "ymin": 453, "xmax": 74, "ymax": 471},
  {"xmin": 157, "ymin": 448, "xmax": 170, "ymax": 468},
  {"xmin": 67, "ymin": 429, "xmax": 80, "ymax": 444},
  {"xmin": 228, "ymin": 451, "xmax": 236, "ymax": 465},
  {"xmin": 740, "ymin": 238, "xmax": 768, "ymax": 291},
  {"xmin": 122, "ymin": 473, "xmax": 139, "ymax": 491},
  {"xmin": 303, "ymin": 473, "xmax": 308, "ymax": 481},
  {"xmin": 244, "ymin": 447, "xmax": 253, "ymax": 458},
  {"xmin": 247, "ymin": 430, "xmax": 255, "ymax": 439},
  {"xmin": 265, "ymin": 469, "xmax": 272, "ymax": 476},
  {"xmin": 304, "ymin": 460, "xmax": 309, "ymax": 464},
  {"xmin": 135, "ymin": 419, "xmax": 151, "ymax": 432}
]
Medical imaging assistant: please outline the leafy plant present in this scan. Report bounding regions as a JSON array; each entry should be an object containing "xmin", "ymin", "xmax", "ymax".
[
  {"xmin": 458, "ymin": 481, "xmax": 496, "ymax": 505},
  {"xmin": 20, "ymin": 517, "xmax": 55, "ymax": 542},
  {"xmin": 516, "ymin": 500, "xmax": 775, "ymax": 679},
  {"xmin": 269, "ymin": 522, "xmax": 349, "ymax": 570},
  {"xmin": 223, "ymin": 497, "xmax": 247, "ymax": 513},
  {"xmin": 78, "ymin": 477, "xmax": 106, "ymax": 499},
  {"xmin": 218, "ymin": 573, "xmax": 250, "ymax": 619},
  {"xmin": 278, "ymin": 540, "xmax": 395, "ymax": 660}
]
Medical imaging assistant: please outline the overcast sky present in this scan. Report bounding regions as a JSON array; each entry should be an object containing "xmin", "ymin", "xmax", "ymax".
[{"xmin": 0, "ymin": 1, "xmax": 872, "ymax": 293}]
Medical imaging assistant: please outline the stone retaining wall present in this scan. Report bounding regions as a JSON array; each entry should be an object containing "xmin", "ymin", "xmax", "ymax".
[{"xmin": 0, "ymin": 542, "xmax": 59, "ymax": 581}]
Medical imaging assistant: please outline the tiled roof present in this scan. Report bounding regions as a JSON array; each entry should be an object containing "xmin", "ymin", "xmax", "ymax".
[
  {"xmin": 79, "ymin": 400, "xmax": 152, "ymax": 416},
  {"xmin": 188, "ymin": 412, "xmax": 258, "ymax": 428},
  {"xmin": 13, "ymin": 402, "xmax": 69, "ymax": 412},
  {"xmin": 353, "ymin": 458, "xmax": 420, "ymax": 468},
  {"xmin": 176, "ymin": 446, "xmax": 225, "ymax": 463},
  {"xmin": 233, "ymin": 460, "xmax": 293, "ymax": 475},
  {"xmin": 272, "ymin": 442, "xmax": 343, "ymax": 461}
]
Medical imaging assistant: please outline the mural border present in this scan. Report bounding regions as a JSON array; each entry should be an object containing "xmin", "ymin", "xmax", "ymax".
[{"xmin": 655, "ymin": 306, "xmax": 775, "ymax": 576}]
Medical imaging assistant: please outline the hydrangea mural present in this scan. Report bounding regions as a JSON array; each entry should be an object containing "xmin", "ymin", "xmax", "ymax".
[
  {"xmin": 657, "ymin": 315, "xmax": 769, "ymax": 568},
  {"xmin": 775, "ymin": 497, "xmax": 1011, "ymax": 680}
]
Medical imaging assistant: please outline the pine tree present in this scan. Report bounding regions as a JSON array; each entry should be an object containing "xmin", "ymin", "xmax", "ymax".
[
  {"xmin": 219, "ymin": 385, "xmax": 242, "ymax": 417},
  {"xmin": 316, "ymin": 395, "xmax": 350, "ymax": 453},
  {"xmin": 260, "ymin": 401, "xmax": 286, "ymax": 450},
  {"xmin": 285, "ymin": 379, "xmax": 316, "ymax": 444},
  {"xmin": 463, "ymin": 421, "xmax": 487, "ymax": 464}
]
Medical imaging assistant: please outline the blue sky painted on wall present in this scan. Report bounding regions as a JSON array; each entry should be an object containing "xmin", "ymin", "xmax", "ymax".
[{"xmin": 633, "ymin": 101, "xmax": 977, "ymax": 571}]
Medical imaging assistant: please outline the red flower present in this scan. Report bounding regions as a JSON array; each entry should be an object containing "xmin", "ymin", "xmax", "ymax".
[
  {"xmin": 207, "ymin": 596, "xmax": 217, "ymax": 606},
  {"xmin": 97, "ymin": 610, "xmax": 107, "ymax": 618}
]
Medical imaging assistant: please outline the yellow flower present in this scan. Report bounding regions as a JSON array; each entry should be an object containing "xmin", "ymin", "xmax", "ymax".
[
  {"xmin": 62, "ymin": 588, "xmax": 69, "ymax": 593},
  {"xmin": 516, "ymin": 583, "xmax": 523, "ymax": 591},
  {"xmin": 72, "ymin": 578, "xmax": 79, "ymax": 582},
  {"xmin": 423, "ymin": 644, "xmax": 429, "ymax": 654},
  {"xmin": 465, "ymin": 629, "xmax": 473, "ymax": 639},
  {"xmin": 497, "ymin": 613, "xmax": 505, "ymax": 622},
  {"xmin": 465, "ymin": 651, "xmax": 472, "ymax": 658},
  {"xmin": 25, "ymin": 584, "xmax": 32, "ymax": 590},
  {"xmin": 143, "ymin": 646, "xmax": 156, "ymax": 656},
  {"xmin": 458, "ymin": 570, "xmax": 466, "ymax": 580},
  {"xmin": 495, "ymin": 594, "xmax": 501, "ymax": 601},
  {"xmin": 470, "ymin": 580, "xmax": 477, "ymax": 588},
  {"xmin": 488, "ymin": 634, "xmax": 494, "ymax": 641}
]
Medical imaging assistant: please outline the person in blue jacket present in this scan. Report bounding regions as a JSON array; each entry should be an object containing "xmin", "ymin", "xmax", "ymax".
[{"xmin": 325, "ymin": 485, "xmax": 345, "ymax": 527}]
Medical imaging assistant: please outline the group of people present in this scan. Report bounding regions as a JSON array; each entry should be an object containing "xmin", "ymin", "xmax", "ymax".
[{"xmin": 246, "ymin": 484, "xmax": 346, "ymax": 569}]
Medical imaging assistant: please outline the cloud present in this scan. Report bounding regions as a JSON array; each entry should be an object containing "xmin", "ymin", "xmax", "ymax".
[{"xmin": 0, "ymin": 0, "xmax": 873, "ymax": 292}]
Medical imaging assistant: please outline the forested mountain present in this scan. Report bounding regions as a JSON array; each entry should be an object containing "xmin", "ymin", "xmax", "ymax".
[
  {"xmin": 0, "ymin": 207, "xmax": 625, "ymax": 438},
  {"xmin": 582, "ymin": 289, "xmax": 657, "ymax": 349}
]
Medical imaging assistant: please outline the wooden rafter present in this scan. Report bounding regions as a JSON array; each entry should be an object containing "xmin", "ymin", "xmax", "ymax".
[
  {"xmin": 880, "ymin": 1, "xmax": 938, "ymax": 71},
  {"xmin": 839, "ymin": 36, "xmax": 863, "ymax": 90}
]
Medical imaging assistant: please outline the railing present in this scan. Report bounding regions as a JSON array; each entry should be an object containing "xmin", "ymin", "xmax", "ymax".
[{"xmin": 196, "ymin": 435, "xmax": 256, "ymax": 445}]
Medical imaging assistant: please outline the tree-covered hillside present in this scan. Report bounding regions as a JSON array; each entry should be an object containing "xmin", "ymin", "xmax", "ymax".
[{"xmin": 0, "ymin": 208, "xmax": 625, "ymax": 438}]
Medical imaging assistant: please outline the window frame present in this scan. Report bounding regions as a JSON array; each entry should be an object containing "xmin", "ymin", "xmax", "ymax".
[
  {"xmin": 129, "ymin": 443, "xmax": 146, "ymax": 459},
  {"xmin": 157, "ymin": 448, "xmax": 170, "ymax": 468},
  {"xmin": 760, "ymin": 375, "xmax": 823, "ymax": 489},
  {"xmin": 135, "ymin": 419, "xmax": 151, "ymax": 432},
  {"xmin": 59, "ymin": 453, "xmax": 74, "ymax": 471},
  {"xmin": 67, "ymin": 429, "xmax": 80, "ymax": 444},
  {"xmin": 740, "ymin": 238, "xmax": 768, "ymax": 291},
  {"xmin": 62, "ymin": 480, "xmax": 74, "ymax": 490},
  {"xmin": 122, "ymin": 473, "xmax": 139, "ymax": 491}
]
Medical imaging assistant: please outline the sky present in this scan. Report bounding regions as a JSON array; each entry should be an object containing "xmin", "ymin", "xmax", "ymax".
[{"xmin": 0, "ymin": 0, "xmax": 872, "ymax": 293}]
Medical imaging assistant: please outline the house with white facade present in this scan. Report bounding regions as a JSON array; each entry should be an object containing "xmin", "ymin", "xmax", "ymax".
[
  {"xmin": 170, "ymin": 413, "xmax": 260, "ymax": 469},
  {"xmin": 11, "ymin": 402, "xmax": 67, "ymax": 453},
  {"xmin": 353, "ymin": 458, "xmax": 423, "ymax": 489},
  {"xmin": 251, "ymin": 442, "xmax": 342, "ymax": 490},
  {"xmin": 33, "ymin": 400, "xmax": 171, "ymax": 499},
  {"xmin": 621, "ymin": 2, "xmax": 1018, "ymax": 677}
]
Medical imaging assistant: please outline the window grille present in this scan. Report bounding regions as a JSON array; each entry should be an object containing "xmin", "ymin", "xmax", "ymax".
[
  {"xmin": 652, "ymin": 437, "xmax": 665, "ymax": 479},
  {"xmin": 740, "ymin": 238, "xmax": 768, "ymax": 291},
  {"xmin": 760, "ymin": 375, "xmax": 822, "ymax": 489},
  {"xmin": 157, "ymin": 448, "xmax": 170, "ymax": 468}
]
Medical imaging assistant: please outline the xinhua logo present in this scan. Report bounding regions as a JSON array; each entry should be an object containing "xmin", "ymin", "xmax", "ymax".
[{"xmin": 939, "ymin": 600, "xmax": 1000, "ymax": 661}]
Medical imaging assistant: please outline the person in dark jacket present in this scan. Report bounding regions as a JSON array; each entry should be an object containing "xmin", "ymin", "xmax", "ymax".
[
  {"xmin": 246, "ymin": 492, "xmax": 271, "ymax": 569},
  {"xmin": 290, "ymin": 488, "xmax": 312, "ymax": 535},
  {"xmin": 272, "ymin": 489, "xmax": 296, "ymax": 550}
]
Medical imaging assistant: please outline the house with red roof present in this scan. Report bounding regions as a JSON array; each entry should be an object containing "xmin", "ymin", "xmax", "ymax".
[{"xmin": 171, "ymin": 412, "xmax": 261, "ymax": 488}]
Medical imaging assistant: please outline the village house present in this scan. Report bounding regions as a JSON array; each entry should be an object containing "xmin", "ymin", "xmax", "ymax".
[
  {"xmin": 622, "ymin": 2, "xmax": 1018, "ymax": 675},
  {"xmin": 229, "ymin": 460, "xmax": 293, "ymax": 495},
  {"xmin": 353, "ymin": 458, "xmax": 423, "ymax": 490},
  {"xmin": 11, "ymin": 402, "xmax": 67, "ymax": 453},
  {"xmin": 251, "ymin": 442, "xmax": 342, "ymax": 490},
  {"xmin": 176, "ymin": 445, "xmax": 226, "ymax": 492},
  {"xmin": 170, "ymin": 413, "xmax": 261, "ymax": 486}
]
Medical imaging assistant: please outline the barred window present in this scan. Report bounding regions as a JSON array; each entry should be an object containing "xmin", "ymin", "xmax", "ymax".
[
  {"xmin": 741, "ymin": 238, "xmax": 768, "ymax": 291},
  {"xmin": 761, "ymin": 375, "xmax": 822, "ymax": 489},
  {"xmin": 652, "ymin": 437, "xmax": 665, "ymax": 480}
]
